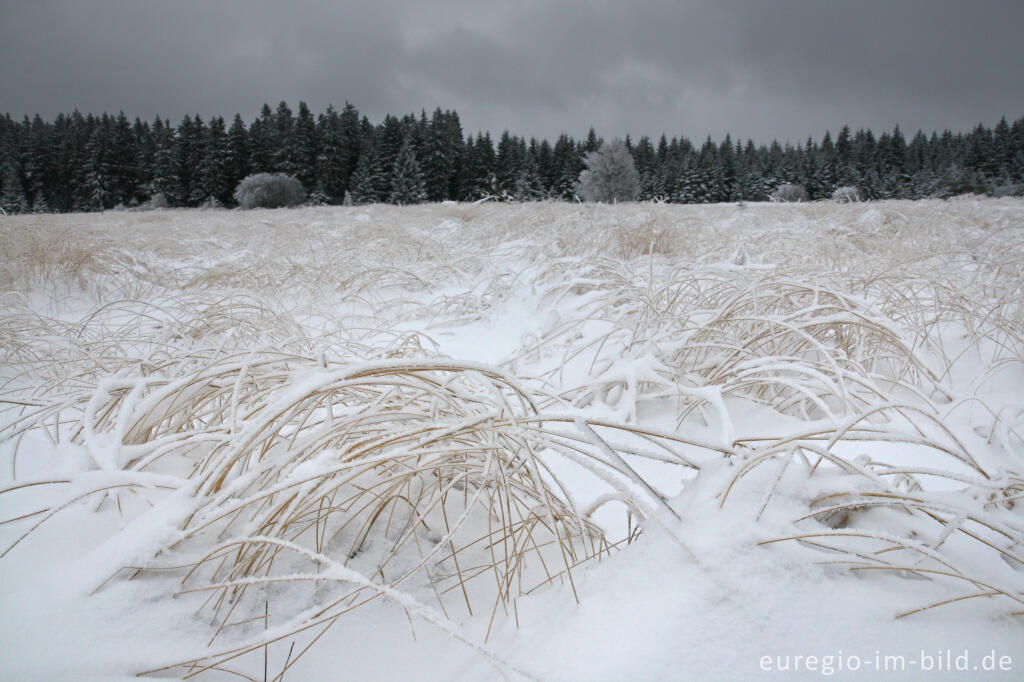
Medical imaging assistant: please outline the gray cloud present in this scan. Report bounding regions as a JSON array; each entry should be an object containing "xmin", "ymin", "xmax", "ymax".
[{"xmin": 2, "ymin": 0, "xmax": 1022, "ymax": 143}]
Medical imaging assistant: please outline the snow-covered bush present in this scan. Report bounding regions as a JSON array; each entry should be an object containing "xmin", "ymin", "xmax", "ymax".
[
  {"xmin": 991, "ymin": 182, "xmax": 1024, "ymax": 198},
  {"xmin": 832, "ymin": 185, "xmax": 861, "ymax": 203},
  {"xmin": 577, "ymin": 139, "xmax": 640, "ymax": 203},
  {"xmin": 233, "ymin": 173, "xmax": 306, "ymax": 209},
  {"xmin": 128, "ymin": 192, "xmax": 168, "ymax": 211},
  {"xmin": 770, "ymin": 183, "xmax": 809, "ymax": 202},
  {"xmin": 148, "ymin": 192, "xmax": 169, "ymax": 209}
]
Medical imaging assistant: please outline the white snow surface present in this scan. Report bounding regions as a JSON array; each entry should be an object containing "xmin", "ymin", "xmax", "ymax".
[{"xmin": 1, "ymin": 199, "xmax": 1022, "ymax": 680}]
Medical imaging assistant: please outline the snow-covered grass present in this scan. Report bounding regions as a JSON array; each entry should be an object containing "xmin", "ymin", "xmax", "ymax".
[{"xmin": 1, "ymin": 198, "xmax": 1022, "ymax": 680}]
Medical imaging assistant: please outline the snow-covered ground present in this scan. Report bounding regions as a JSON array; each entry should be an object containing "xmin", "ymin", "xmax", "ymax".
[{"xmin": 1, "ymin": 199, "xmax": 1022, "ymax": 680}]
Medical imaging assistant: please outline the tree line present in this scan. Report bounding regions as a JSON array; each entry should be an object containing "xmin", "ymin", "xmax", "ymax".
[{"xmin": 1, "ymin": 101, "xmax": 1022, "ymax": 213}]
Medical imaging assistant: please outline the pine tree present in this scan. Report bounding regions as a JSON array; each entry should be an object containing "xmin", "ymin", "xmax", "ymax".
[{"xmin": 388, "ymin": 140, "xmax": 426, "ymax": 205}]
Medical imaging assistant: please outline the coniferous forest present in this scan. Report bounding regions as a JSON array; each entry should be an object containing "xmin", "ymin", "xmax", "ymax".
[{"xmin": 1, "ymin": 101, "xmax": 1022, "ymax": 213}]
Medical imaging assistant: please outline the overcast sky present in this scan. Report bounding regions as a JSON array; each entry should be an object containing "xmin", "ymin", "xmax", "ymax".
[{"xmin": 2, "ymin": 0, "xmax": 1023, "ymax": 144}]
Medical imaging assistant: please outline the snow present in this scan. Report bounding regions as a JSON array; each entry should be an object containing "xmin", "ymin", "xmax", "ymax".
[{"xmin": 1, "ymin": 199, "xmax": 1022, "ymax": 680}]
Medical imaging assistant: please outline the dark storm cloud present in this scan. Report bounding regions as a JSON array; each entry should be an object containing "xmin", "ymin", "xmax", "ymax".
[{"xmin": 2, "ymin": 0, "xmax": 1022, "ymax": 143}]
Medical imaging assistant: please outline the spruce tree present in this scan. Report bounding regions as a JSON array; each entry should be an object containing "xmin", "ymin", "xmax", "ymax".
[
  {"xmin": 226, "ymin": 114, "xmax": 251, "ymax": 198},
  {"xmin": 22, "ymin": 114, "xmax": 53, "ymax": 211},
  {"xmin": 248, "ymin": 104, "xmax": 275, "ymax": 173},
  {"xmin": 513, "ymin": 151, "xmax": 544, "ymax": 201},
  {"xmin": 197, "ymin": 116, "xmax": 232, "ymax": 205},
  {"xmin": 293, "ymin": 101, "xmax": 318, "ymax": 190},
  {"xmin": 150, "ymin": 118, "xmax": 179, "ymax": 204},
  {"xmin": 495, "ymin": 130, "xmax": 523, "ymax": 194},
  {"xmin": 316, "ymin": 105, "xmax": 348, "ymax": 203},
  {"xmin": 107, "ymin": 112, "xmax": 138, "ymax": 206},
  {"xmin": 349, "ymin": 139, "xmax": 386, "ymax": 205},
  {"xmin": 1, "ymin": 153, "xmax": 29, "ymax": 214},
  {"xmin": 133, "ymin": 118, "xmax": 154, "ymax": 202},
  {"xmin": 82, "ymin": 117, "xmax": 112, "ymax": 210},
  {"xmin": 551, "ymin": 134, "xmax": 581, "ymax": 200},
  {"xmin": 420, "ymin": 108, "xmax": 456, "ymax": 202},
  {"xmin": 376, "ymin": 115, "xmax": 406, "ymax": 197},
  {"xmin": 66, "ymin": 111, "xmax": 92, "ymax": 212},
  {"xmin": 337, "ymin": 104, "xmax": 362, "ymax": 191},
  {"xmin": 176, "ymin": 114, "xmax": 207, "ymax": 206},
  {"xmin": 388, "ymin": 140, "xmax": 426, "ymax": 205},
  {"xmin": 271, "ymin": 101, "xmax": 296, "ymax": 175}
]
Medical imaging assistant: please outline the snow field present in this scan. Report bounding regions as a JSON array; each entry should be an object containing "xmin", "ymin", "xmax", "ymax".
[{"xmin": 1, "ymin": 198, "xmax": 1022, "ymax": 680}]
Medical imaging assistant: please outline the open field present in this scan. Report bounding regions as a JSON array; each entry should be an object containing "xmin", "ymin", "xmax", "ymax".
[{"xmin": 2, "ymin": 199, "xmax": 1023, "ymax": 680}]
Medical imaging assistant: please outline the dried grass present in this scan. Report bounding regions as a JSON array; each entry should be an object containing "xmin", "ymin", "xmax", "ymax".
[{"xmin": 1, "ymin": 199, "xmax": 1022, "ymax": 677}]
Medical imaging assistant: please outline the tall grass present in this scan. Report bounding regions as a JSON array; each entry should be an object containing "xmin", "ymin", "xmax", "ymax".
[{"xmin": 1, "ymin": 198, "xmax": 1022, "ymax": 677}]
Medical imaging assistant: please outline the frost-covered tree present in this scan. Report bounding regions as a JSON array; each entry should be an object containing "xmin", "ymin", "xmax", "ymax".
[
  {"xmin": 577, "ymin": 139, "xmax": 640, "ymax": 203},
  {"xmin": 233, "ymin": 172, "xmax": 305, "ymax": 209}
]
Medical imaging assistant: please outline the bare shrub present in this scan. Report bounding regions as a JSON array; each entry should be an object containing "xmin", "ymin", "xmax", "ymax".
[
  {"xmin": 991, "ymin": 183, "xmax": 1024, "ymax": 198},
  {"xmin": 148, "ymin": 192, "xmax": 169, "ymax": 209},
  {"xmin": 770, "ymin": 183, "xmax": 809, "ymax": 202},
  {"xmin": 233, "ymin": 172, "xmax": 306, "ymax": 209},
  {"xmin": 832, "ymin": 186, "xmax": 861, "ymax": 203}
]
